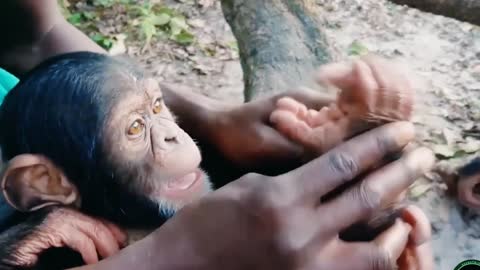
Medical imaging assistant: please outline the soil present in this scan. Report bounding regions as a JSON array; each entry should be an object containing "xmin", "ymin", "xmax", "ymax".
[{"xmin": 113, "ymin": 0, "xmax": 480, "ymax": 268}]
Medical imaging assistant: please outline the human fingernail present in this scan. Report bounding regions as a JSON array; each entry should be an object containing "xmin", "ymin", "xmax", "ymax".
[{"xmin": 386, "ymin": 122, "xmax": 416, "ymax": 148}]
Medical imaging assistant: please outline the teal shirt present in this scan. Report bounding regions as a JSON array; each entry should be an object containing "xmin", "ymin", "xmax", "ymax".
[{"xmin": 0, "ymin": 68, "xmax": 19, "ymax": 104}]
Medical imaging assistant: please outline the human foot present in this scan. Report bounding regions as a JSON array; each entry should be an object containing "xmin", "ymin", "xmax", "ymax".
[{"xmin": 270, "ymin": 55, "xmax": 416, "ymax": 156}]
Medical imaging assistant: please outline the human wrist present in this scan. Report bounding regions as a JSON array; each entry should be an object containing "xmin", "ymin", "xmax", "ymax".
[{"xmin": 69, "ymin": 218, "xmax": 209, "ymax": 270}]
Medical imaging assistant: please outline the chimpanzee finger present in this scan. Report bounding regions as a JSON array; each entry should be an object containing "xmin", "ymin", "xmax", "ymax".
[
  {"xmin": 277, "ymin": 122, "xmax": 415, "ymax": 204},
  {"xmin": 315, "ymin": 61, "xmax": 357, "ymax": 91},
  {"xmin": 62, "ymin": 229, "xmax": 99, "ymax": 265},
  {"xmin": 318, "ymin": 147, "xmax": 434, "ymax": 232},
  {"xmin": 280, "ymin": 87, "xmax": 335, "ymax": 111},
  {"xmin": 100, "ymin": 219, "xmax": 128, "ymax": 248},
  {"xmin": 75, "ymin": 218, "xmax": 121, "ymax": 259},
  {"xmin": 338, "ymin": 219, "xmax": 411, "ymax": 270}
]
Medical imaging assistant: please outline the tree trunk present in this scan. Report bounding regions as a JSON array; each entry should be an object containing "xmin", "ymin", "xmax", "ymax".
[
  {"xmin": 221, "ymin": 0, "xmax": 332, "ymax": 101},
  {"xmin": 389, "ymin": 0, "xmax": 480, "ymax": 26}
]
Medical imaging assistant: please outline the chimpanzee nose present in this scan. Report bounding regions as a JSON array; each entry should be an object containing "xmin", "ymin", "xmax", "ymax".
[
  {"xmin": 151, "ymin": 125, "xmax": 180, "ymax": 151},
  {"xmin": 164, "ymin": 135, "xmax": 178, "ymax": 144}
]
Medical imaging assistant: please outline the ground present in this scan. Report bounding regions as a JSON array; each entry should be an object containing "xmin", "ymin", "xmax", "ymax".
[{"xmin": 67, "ymin": 0, "xmax": 480, "ymax": 268}]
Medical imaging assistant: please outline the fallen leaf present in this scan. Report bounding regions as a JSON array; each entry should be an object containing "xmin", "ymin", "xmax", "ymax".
[
  {"xmin": 432, "ymin": 144, "xmax": 456, "ymax": 158},
  {"xmin": 409, "ymin": 183, "xmax": 432, "ymax": 199},
  {"xmin": 458, "ymin": 139, "xmax": 480, "ymax": 154}
]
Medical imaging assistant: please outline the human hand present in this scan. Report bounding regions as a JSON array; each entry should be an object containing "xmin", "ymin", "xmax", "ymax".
[
  {"xmin": 202, "ymin": 88, "xmax": 335, "ymax": 177},
  {"xmin": 0, "ymin": 207, "xmax": 126, "ymax": 269},
  {"xmin": 81, "ymin": 122, "xmax": 434, "ymax": 270}
]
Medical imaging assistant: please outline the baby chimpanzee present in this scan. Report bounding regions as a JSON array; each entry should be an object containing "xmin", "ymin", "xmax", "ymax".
[
  {"xmin": 0, "ymin": 53, "xmax": 423, "ymax": 269},
  {"xmin": 0, "ymin": 52, "xmax": 212, "ymax": 244}
]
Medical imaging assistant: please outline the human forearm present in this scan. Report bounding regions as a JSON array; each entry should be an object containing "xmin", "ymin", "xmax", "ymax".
[
  {"xmin": 0, "ymin": 17, "xmax": 105, "ymax": 75},
  {"xmin": 161, "ymin": 83, "xmax": 231, "ymax": 142},
  {"xmin": 68, "ymin": 219, "xmax": 205, "ymax": 270}
]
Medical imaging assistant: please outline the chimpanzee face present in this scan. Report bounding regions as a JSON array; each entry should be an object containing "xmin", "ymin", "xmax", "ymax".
[{"xmin": 104, "ymin": 78, "xmax": 212, "ymax": 216}]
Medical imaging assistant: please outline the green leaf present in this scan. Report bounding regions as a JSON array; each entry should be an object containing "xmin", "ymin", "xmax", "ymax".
[
  {"xmin": 155, "ymin": 6, "xmax": 176, "ymax": 16},
  {"xmin": 92, "ymin": 0, "xmax": 115, "ymax": 7},
  {"xmin": 67, "ymin": 13, "xmax": 83, "ymax": 25},
  {"xmin": 172, "ymin": 30, "xmax": 195, "ymax": 45},
  {"xmin": 348, "ymin": 40, "xmax": 369, "ymax": 56},
  {"xmin": 141, "ymin": 20, "xmax": 157, "ymax": 44},
  {"xmin": 90, "ymin": 33, "xmax": 114, "ymax": 50},
  {"xmin": 169, "ymin": 16, "xmax": 189, "ymax": 36},
  {"xmin": 82, "ymin": 11, "xmax": 97, "ymax": 20},
  {"xmin": 151, "ymin": 14, "xmax": 171, "ymax": 26},
  {"xmin": 227, "ymin": 41, "xmax": 239, "ymax": 52}
]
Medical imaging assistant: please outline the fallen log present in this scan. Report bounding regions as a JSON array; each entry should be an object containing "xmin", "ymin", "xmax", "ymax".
[
  {"xmin": 221, "ymin": 0, "xmax": 332, "ymax": 101},
  {"xmin": 390, "ymin": 0, "xmax": 480, "ymax": 26}
]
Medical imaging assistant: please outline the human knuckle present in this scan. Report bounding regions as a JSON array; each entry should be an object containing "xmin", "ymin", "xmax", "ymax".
[
  {"xmin": 354, "ymin": 181, "xmax": 382, "ymax": 214},
  {"xmin": 373, "ymin": 131, "xmax": 394, "ymax": 156},
  {"xmin": 327, "ymin": 152, "xmax": 359, "ymax": 181}
]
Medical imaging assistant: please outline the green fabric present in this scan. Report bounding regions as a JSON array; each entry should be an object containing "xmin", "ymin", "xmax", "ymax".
[{"xmin": 0, "ymin": 68, "xmax": 19, "ymax": 104}]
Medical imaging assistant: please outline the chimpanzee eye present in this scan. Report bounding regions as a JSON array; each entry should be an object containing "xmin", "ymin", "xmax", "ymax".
[
  {"xmin": 127, "ymin": 119, "xmax": 145, "ymax": 136},
  {"xmin": 153, "ymin": 98, "xmax": 162, "ymax": 114}
]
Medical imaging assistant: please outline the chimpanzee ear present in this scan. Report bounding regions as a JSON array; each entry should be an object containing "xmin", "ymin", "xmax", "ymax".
[{"xmin": 1, "ymin": 154, "xmax": 79, "ymax": 212}]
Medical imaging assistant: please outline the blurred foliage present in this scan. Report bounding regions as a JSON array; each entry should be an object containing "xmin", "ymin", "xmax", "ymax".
[
  {"xmin": 58, "ymin": 0, "xmax": 195, "ymax": 50},
  {"xmin": 348, "ymin": 40, "xmax": 369, "ymax": 56}
]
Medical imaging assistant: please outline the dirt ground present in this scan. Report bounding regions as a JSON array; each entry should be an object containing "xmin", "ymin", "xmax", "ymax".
[{"xmin": 112, "ymin": 0, "xmax": 480, "ymax": 268}]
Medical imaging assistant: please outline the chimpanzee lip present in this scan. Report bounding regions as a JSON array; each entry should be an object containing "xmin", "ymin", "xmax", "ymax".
[{"xmin": 163, "ymin": 169, "xmax": 204, "ymax": 194}]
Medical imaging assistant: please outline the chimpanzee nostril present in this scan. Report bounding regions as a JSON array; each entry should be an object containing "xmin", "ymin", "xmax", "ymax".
[{"xmin": 165, "ymin": 136, "xmax": 178, "ymax": 144}]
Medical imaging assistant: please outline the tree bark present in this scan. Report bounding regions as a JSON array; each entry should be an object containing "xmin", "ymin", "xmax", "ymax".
[
  {"xmin": 389, "ymin": 0, "xmax": 480, "ymax": 26},
  {"xmin": 221, "ymin": 0, "xmax": 332, "ymax": 101}
]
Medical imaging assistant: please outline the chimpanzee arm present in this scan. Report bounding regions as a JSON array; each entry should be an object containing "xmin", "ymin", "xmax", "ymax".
[
  {"xmin": 0, "ymin": 213, "xmax": 46, "ymax": 269},
  {"xmin": 0, "ymin": 207, "xmax": 126, "ymax": 269}
]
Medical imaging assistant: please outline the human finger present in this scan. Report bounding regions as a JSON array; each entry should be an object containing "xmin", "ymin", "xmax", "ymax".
[
  {"xmin": 277, "ymin": 121, "xmax": 415, "ymax": 203},
  {"xmin": 319, "ymin": 147, "xmax": 434, "ymax": 231},
  {"xmin": 338, "ymin": 219, "xmax": 411, "ymax": 270}
]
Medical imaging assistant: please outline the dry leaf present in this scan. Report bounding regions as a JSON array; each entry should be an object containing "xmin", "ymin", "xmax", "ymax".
[{"xmin": 432, "ymin": 144, "xmax": 456, "ymax": 158}]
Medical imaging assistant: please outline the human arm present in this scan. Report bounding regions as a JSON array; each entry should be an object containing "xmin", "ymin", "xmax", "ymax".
[
  {"xmin": 0, "ymin": 0, "xmax": 103, "ymax": 75},
  {"xmin": 0, "ymin": 0, "xmax": 334, "ymax": 177},
  {"xmin": 69, "ymin": 122, "xmax": 434, "ymax": 270}
]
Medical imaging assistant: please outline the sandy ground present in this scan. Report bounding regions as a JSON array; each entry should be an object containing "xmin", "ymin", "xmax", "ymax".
[{"xmin": 120, "ymin": 0, "xmax": 480, "ymax": 268}]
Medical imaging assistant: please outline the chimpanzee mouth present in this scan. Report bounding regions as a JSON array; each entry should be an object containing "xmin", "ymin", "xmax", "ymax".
[{"xmin": 153, "ymin": 168, "xmax": 208, "ymax": 200}]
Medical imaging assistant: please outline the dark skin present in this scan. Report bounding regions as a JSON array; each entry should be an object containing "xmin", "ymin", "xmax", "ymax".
[
  {"xmin": 0, "ymin": 53, "xmax": 432, "ymax": 270},
  {"xmin": 0, "ymin": 0, "xmax": 324, "ymax": 179},
  {"xmin": 0, "ymin": 1, "xmax": 434, "ymax": 269},
  {"xmin": 69, "ymin": 122, "xmax": 434, "ymax": 270}
]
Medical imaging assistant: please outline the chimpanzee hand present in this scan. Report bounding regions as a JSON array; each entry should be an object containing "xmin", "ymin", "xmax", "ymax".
[
  {"xmin": 200, "ymin": 56, "xmax": 417, "ymax": 177},
  {"xmin": 202, "ymin": 89, "xmax": 334, "ymax": 177},
  {"xmin": 75, "ymin": 122, "xmax": 434, "ymax": 270},
  {"xmin": 0, "ymin": 207, "xmax": 126, "ymax": 269}
]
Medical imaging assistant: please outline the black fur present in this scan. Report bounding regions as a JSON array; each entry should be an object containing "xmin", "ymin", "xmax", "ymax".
[
  {"xmin": 0, "ymin": 52, "xmax": 169, "ymax": 228},
  {"xmin": 459, "ymin": 157, "xmax": 480, "ymax": 177}
]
